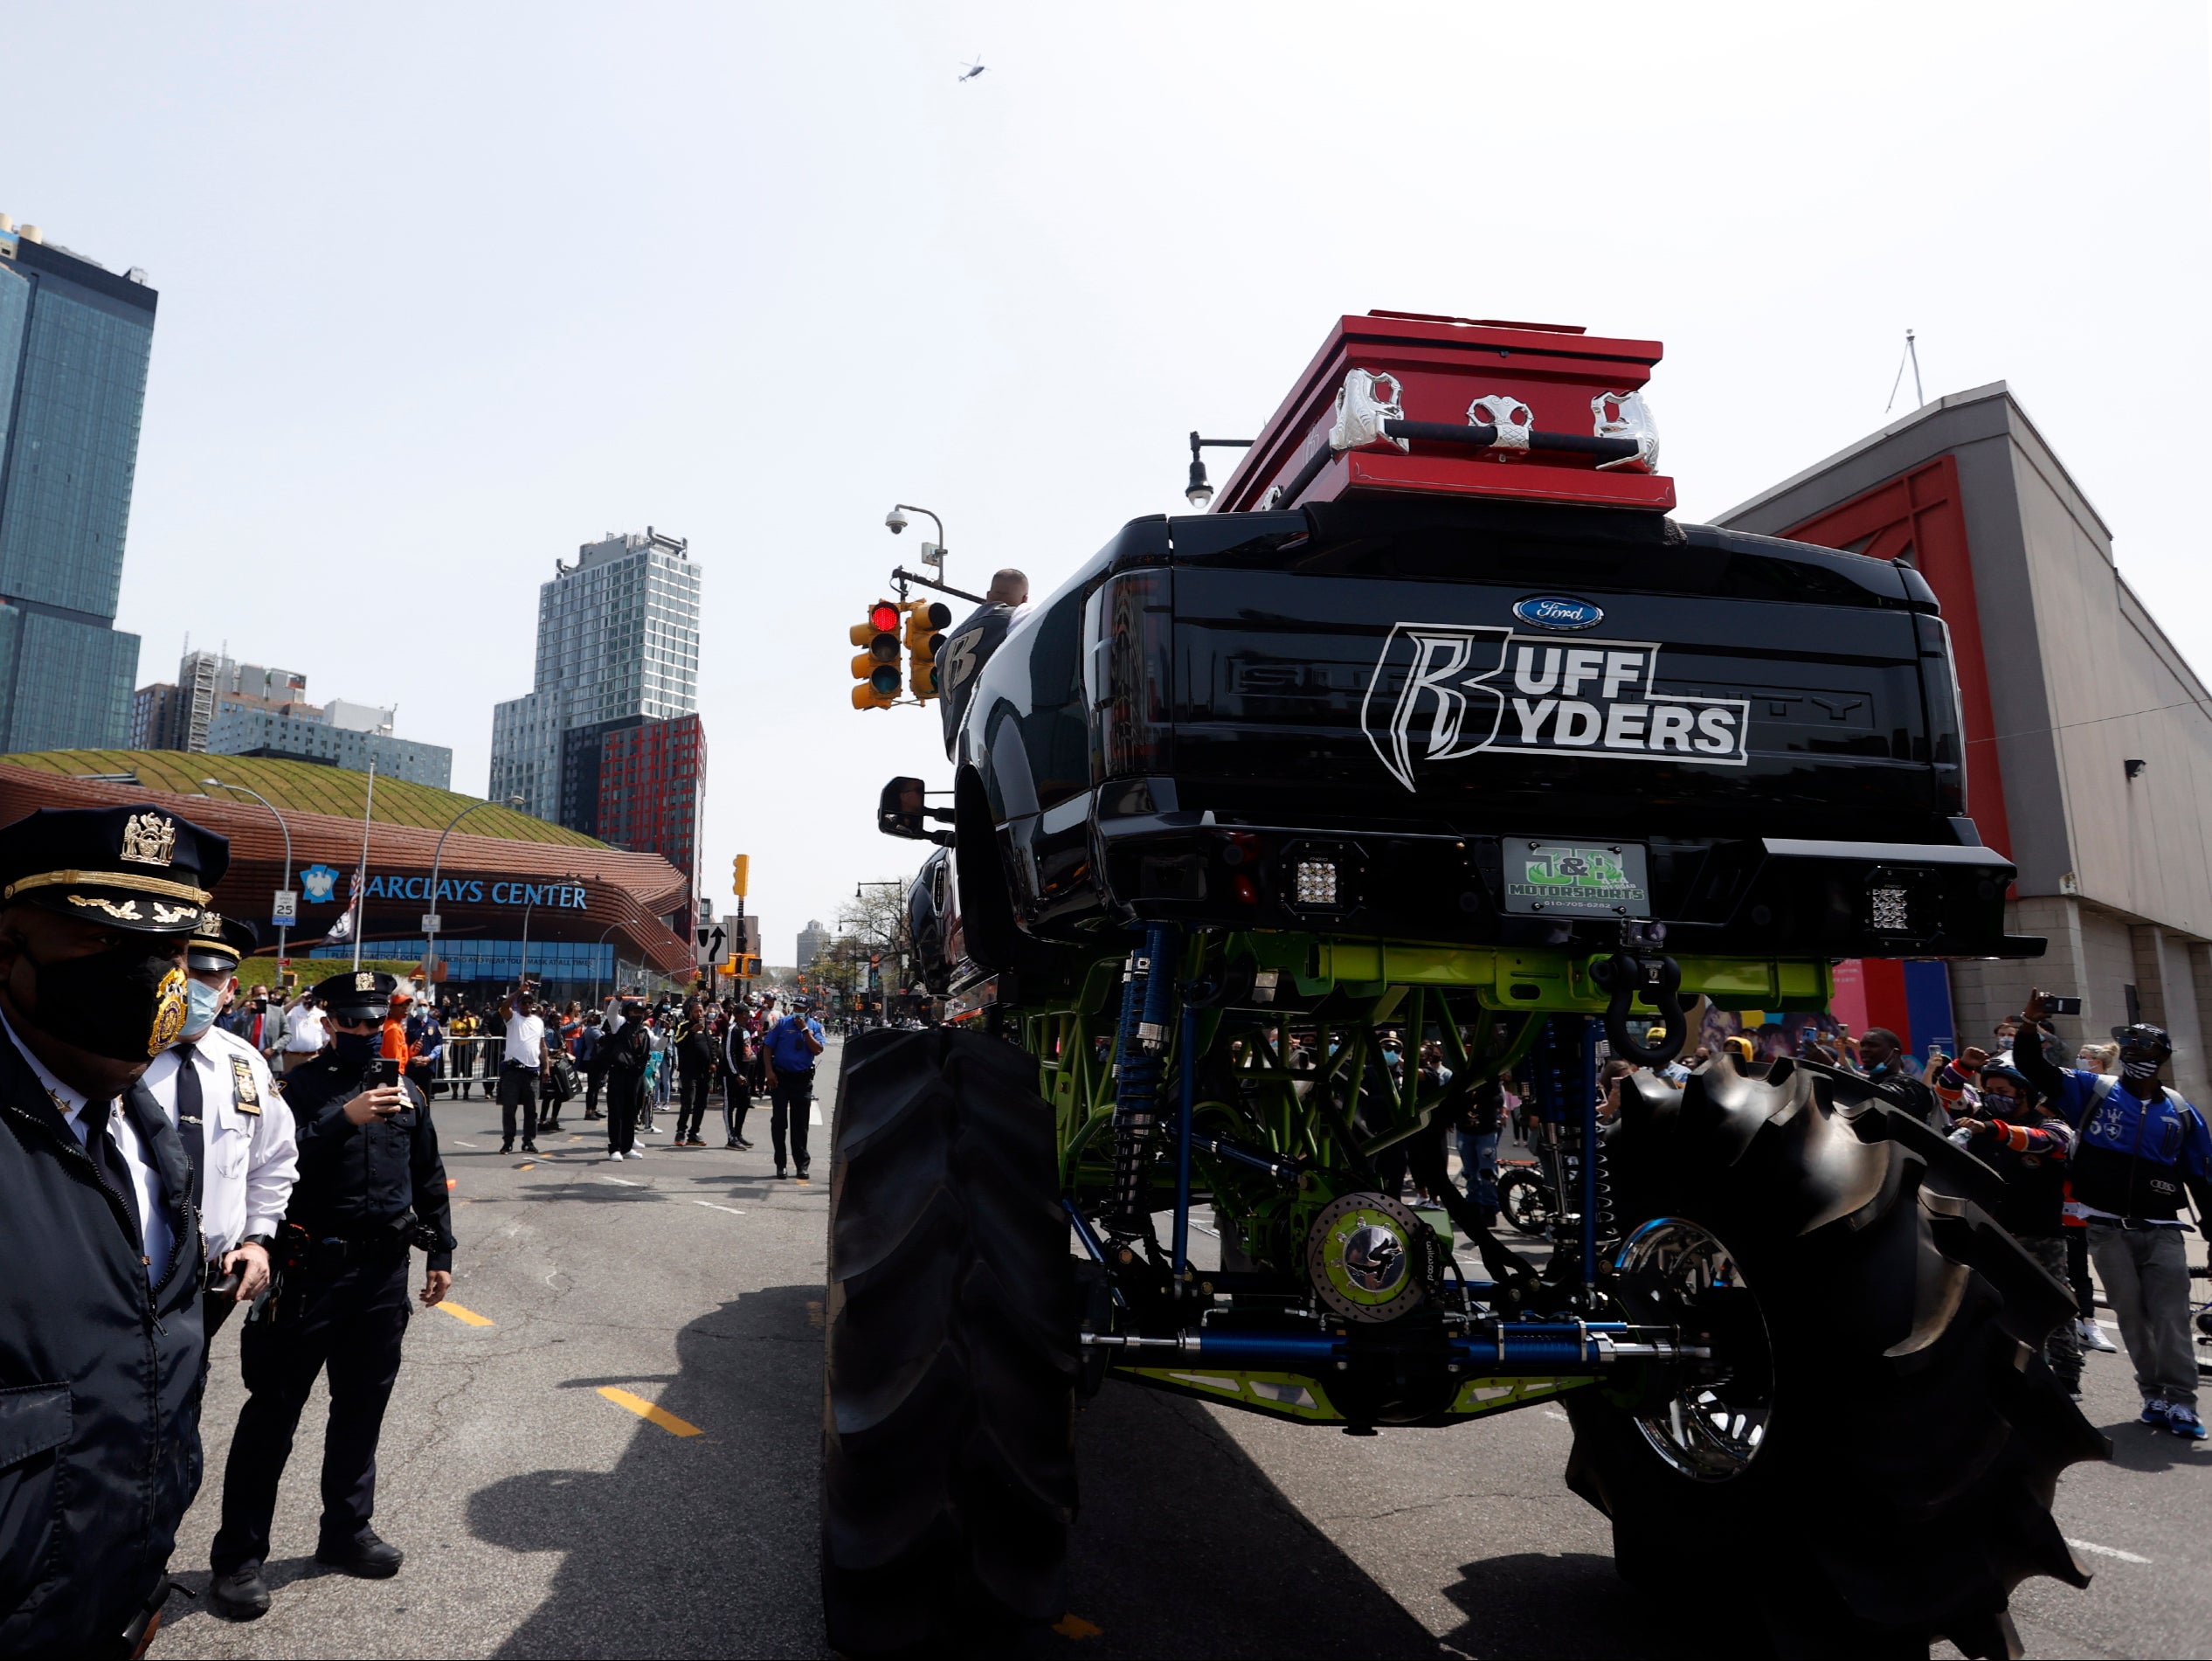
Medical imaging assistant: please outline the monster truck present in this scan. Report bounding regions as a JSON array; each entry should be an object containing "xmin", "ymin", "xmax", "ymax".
[{"xmin": 822, "ymin": 314, "xmax": 2106, "ymax": 1658}]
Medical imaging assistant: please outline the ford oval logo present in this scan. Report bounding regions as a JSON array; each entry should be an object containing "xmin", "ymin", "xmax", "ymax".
[{"xmin": 1512, "ymin": 595, "xmax": 1605, "ymax": 631}]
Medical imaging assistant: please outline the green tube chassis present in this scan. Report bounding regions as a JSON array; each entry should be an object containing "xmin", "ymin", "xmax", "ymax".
[{"xmin": 1013, "ymin": 930, "xmax": 1828, "ymax": 1427}]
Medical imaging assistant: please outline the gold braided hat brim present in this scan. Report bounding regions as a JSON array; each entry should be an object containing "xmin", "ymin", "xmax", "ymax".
[{"xmin": 5, "ymin": 869, "xmax": 211, "ymax": 906}]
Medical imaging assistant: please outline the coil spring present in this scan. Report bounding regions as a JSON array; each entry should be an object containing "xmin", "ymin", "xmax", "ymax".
[{"xmin": 1591, "ymin": 1136, "xmax": 1616, "ymax": 1241}]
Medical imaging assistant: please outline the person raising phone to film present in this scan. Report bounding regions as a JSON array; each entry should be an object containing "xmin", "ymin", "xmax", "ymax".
[{"xmin": 205, "ymin": 968, "xmax": 456, "ymax": 1622}]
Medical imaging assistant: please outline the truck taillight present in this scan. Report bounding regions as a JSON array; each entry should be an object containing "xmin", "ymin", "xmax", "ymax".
[
  {"xmin": 1915, "ymin": 614, "xmax": 1967, "ymax": 816},
  {"xmin": 1087, "ymin": 569, "xmax": 1173, "ymax": 778}
]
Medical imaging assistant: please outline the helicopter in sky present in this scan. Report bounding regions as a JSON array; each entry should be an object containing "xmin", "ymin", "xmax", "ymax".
[{"xmin": 957, "ymin": 56, "xmax": 985, "ymax": 81}]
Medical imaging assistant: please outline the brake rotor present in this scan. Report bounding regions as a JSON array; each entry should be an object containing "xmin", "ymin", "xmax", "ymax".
[{"xmin": 1306, "ymin": 1192, "xmax": 1427, "ymax": 1323}]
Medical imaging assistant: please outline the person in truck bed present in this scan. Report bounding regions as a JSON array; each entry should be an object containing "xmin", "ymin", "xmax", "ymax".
[{"xmin": 937, "ymin": 567, "xmax": 1028, "ymax": 751}]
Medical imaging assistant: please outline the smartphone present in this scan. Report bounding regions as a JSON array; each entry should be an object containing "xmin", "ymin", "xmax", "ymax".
[
  {"xmin": 2042, "ymin": 996, "xmax": 2084, "ymax": 1016},
  {"xmin": 363, "ymin": 1058, "xmax": 399, "ymax": 1088}
]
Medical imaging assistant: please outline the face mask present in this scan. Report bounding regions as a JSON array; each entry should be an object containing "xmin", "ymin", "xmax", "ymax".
[
  {"xmin": 179, "ymin": 977, "xmax": 224, "ymax": 1040},
  {"xmin": 1867, "ymin": 1059, "xmax": 1891, "ymax": 1078},
  {"xmin": 333, "ymin": 1030, "xmax": 377, "ymax": 1063},
  {"xmin": 17, "ymin": 938, "xmax": 189, "ymax": 1062},
  {"xmin": 2123, "ymin": 1056, "xmax": 2161, "ymax": 1082}
]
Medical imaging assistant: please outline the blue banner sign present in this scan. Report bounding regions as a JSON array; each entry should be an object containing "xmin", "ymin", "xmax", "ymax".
[{"xmin": 300, "ymin": 873, "xmax": 590, "ymax": 910}]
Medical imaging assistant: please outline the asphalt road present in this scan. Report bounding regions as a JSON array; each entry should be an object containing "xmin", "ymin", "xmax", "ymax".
[{"xmin": 153, "ymin": 1038, "xmax": 2212, "ymax": 1659}]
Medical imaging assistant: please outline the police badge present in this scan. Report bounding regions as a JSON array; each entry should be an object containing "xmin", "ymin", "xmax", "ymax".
[
  {"xmin": 231, "ymin": 1054, "xmax": 262, "ymax": 1115},
  {"xmin": 147, "ymin": 965, "xmax": 189, "ymax": 1055}
]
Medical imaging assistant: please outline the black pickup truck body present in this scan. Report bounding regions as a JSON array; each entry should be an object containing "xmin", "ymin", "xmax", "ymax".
[{"xmin": 932, "ymin": 493, "xmax": 2039, "ymax": 988}]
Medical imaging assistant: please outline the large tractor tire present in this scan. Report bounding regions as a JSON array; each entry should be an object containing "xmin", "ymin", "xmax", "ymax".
[
  {"xmin": 821, "ymin": 1027, "xmax": 1079, "ymax": 1655},
  {"xmin": 1565, "ymin": 1062, "xmax": 2109, "ymax": 1660}
]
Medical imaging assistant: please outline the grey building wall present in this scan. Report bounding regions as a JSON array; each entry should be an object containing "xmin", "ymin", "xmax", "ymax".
[
  {"xmin": 0, "ymin": 231, "xmax": 154, "ymax": 751},
  {"xmin": 1716, "ymin": 384, "xmax": 2212, "ymax": 1104},
  {"xmin": 206, "ymin": 706, "xmax": 453, "ymax": 789}
]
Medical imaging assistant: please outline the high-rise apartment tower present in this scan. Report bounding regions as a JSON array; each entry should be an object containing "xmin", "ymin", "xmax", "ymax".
[
  {"xmin": 0, "ymin": 218, "xmax": 156, "ymax": 751},
  {"xmin": 490, "ymin": 529, "xmax": 703, "ymax": 889}
]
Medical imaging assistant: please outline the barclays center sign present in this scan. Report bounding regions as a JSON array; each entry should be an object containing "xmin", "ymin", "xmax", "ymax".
[{"xmin": 297, "ymin": 864, "xmax": 591, "ymax": 911}]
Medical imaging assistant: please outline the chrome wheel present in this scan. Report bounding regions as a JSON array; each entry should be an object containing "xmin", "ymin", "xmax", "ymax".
[{"xmin": 1614, "ymin": 1217, "xmax": 1773, "ymax": 1482}]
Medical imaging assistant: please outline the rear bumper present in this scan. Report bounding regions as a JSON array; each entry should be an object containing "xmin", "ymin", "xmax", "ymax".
[{"xmin": 1068, "ymin": 779, "xmax": 2042, "ymax": 960}]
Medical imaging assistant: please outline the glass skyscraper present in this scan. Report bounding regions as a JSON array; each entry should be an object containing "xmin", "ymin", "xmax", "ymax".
[
  {"xmin": 0, "ymin": 222, "xmax": 153, "ymax": 751},
  {"xmin": 490, "ymin": 530, "xmax": 702, "ymax": 878}
]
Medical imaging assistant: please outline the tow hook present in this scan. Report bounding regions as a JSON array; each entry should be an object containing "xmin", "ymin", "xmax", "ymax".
[{"xmin": 1593, "ymin": 948, "xmax": 1689, "ymax": 1067}]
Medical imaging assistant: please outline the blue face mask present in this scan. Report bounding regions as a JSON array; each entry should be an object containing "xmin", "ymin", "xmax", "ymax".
[
  {"xmin": 179, "ymin": 977, "xmax": 225, "ymax": 1040},
  {"xmin": 1867, "ymin": 1058, "xmax": 1891, "ymax": 1078}
]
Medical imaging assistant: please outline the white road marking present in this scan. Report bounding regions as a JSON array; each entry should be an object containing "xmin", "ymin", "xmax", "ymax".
[
  {"xmin": 1542, "ymin": 1408, "xmax": 1568, "ymax": 1422},
  {"xmin": 2066, "ymin": 1538, "xmax": 2151, "ymax": 1564},
  {"xmin": 596, "ymin": 1174, "xmax": 639, "ymax": 1187},
  {"xmin": 810, "ymin": 1103, "xmax": 824, "ymax": 1125},
  {"xmin": 453, "ymin": 1139, "xmax": 479, "ymax": 1148},
  {"xmin": 695, "ymin": 1201, "xmax": 747, "ymax": 1215}
]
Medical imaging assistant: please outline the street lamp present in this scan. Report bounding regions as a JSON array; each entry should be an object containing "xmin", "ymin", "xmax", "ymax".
[
  {"xmin": 425, "ymin": 794, "xmax": 525, "ymax": 992},
  {"xmin": 1183, "ymin": 433, "xmax": 1255, "ymax": 509},
  {"xmin": 202, "ymin": 778, "xmax": 293, "ymax": 978},
  {"xmin": 519, "ymin": 870, "xmax": 591, "ymax": 991}
]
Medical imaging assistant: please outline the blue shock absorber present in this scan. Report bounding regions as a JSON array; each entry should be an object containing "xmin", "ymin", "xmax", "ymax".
[{"xmin": 1107, "ymin": 924, "xmax": 1178, "ymax": 1237}]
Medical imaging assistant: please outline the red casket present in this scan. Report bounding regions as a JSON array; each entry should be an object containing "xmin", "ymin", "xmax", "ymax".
[{"xmin": 1211, "ymin": 310, "xmax": 1674, "ymax": 515}]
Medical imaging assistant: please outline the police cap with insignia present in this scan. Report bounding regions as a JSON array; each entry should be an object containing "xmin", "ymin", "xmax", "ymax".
[
  {"xmin": 320, "ymin": 968, "xmax": 400, "ymax": 1022},
  {"xmin": 185, "ymin": 911, "xmax": 259, "ymax": 973},
  {"xmin": 0, "ymin": 805, "xmax": 229, "ymax": 934}
]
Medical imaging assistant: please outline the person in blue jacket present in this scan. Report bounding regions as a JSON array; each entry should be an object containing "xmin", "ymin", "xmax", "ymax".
[
  {"xmin": 2015, "ymin": 991, "xmax": 2212, "ymax": 1439},
  {"xmin": 0, "ymin": 804, "xmax": 227, "ymax": 1658}
]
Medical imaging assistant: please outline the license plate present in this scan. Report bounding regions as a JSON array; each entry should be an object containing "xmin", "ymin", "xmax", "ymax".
[{"xmin": 1502, "ymin": 841, "xmax": 1651, "ymax": 918}]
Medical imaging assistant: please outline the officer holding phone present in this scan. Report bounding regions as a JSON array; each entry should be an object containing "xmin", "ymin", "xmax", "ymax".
[{"xmin": 207, "ymin": 969, "xmax": 456, "ymax": 1621}]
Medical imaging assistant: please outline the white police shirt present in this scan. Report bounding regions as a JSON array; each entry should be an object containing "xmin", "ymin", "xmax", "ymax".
[
  {"xmin": 1, "ymin": 1010, "xmax": 176, "ymax": 1282},
  {"xmin": 142, "ymin": 1024, "xmax": 299, "ymax": 1262}
]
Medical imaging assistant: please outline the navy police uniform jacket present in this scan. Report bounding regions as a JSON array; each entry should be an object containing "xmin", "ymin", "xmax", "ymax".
[
  {"xmin": 0, "ymin": 1038, "xmax": 204, "ymax": 1655},
  {"xmin": 282, "ymin": 1055, "xmax": 455, "ymax": 1269}
]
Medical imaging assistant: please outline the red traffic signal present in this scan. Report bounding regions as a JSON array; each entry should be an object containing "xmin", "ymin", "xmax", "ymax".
[{"xmin": 869, "ymin": 600, "xmax": 901, "ymax": 633}]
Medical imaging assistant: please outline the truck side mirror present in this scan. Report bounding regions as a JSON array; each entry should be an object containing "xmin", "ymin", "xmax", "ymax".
[{"xmin": 878, "ymin": 776, "xmax": 954, "ymax": 845}]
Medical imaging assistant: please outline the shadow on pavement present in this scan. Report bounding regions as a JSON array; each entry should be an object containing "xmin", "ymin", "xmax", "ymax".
[
  {"xmin": 1060, "ymin": 1382, "xmax": 1448, "ymax": 1658},
  {"xmin": 1435, "ymin": 1550, "xmax": 1698, "ymax": 1659},
  {"xmin": 464, "ymin": 1284, "xmax": 1462, "ymax": 1658},
  {"xmin": 469, "ymin": 1283, "xmax": 827, "ymax": 1658}
]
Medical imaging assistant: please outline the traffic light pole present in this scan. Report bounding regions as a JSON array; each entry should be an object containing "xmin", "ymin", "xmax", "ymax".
[{"xmin": 890, "ymin": 566, "xmax": 985, "ymax": 606}]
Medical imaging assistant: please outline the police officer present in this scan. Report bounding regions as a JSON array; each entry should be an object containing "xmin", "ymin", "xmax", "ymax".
[
  {"xmin": 2015, "ymin": 993, "xmax": 2212, "ymax": 1440},
  {"xmin": 0, "ymin": 804, "xmax": 225, "ymax": 1657},
  {"xmin": 142, "ymin": 912, "xmax": 298, "ymax": 1351},
  {"xmin": 207, "ymin": 968, "xmax": 457, "ymax": 1620}
]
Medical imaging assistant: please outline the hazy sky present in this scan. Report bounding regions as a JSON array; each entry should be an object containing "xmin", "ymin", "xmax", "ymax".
[{"xmin": 5, "ymin": 2, "xmax": 2208, "ymax": 955}]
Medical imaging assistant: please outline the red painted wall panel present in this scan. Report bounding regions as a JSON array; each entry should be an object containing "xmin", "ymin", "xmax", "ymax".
[{"xmin": 1780, "ymin": 455, "xmax": 2012, "ymax": 863}]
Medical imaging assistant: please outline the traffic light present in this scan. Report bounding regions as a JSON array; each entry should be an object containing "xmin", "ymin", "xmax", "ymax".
[
  {"xmin": 905, "ymin": 599, "xmax": 952, "ymax": 702},
  {"xmin": 850, "ymin": 599, "xmax": 902, "ymax": 709},
  {"xmin": 731, "ymin": 854, "xmax": 750, "ymax": 898}
]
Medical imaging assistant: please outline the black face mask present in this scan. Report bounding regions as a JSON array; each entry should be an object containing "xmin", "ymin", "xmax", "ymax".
[
  {"xmin": 333, "ymin": 1030, "xmax": 377, "ymax": 1064},
  {"xmin": 19, "ymin": 938, "xmax": 189, "ymax": 1062}
]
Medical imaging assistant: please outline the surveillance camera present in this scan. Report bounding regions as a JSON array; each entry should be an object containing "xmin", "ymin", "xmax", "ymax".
[{"xmin": 885, "ymin": 508, "xmax": 909, "ymax": 535}]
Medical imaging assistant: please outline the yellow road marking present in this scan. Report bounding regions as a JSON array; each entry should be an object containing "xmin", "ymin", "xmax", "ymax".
[
  {"xmin": 569, "ymin": 1135, "xmax": 582, "ymax": 1142},
  {"xmin": 437, "ymin": 1301, "xmax": 494, "ymax": 1327},
  {"xmin": 1053, "ymin": 1614, "xmax": 1103, "ymax": 1639},
  {"xmin": 517, "ymin": 1162, "xmax": 535, "ymax": 1170},
  {"xmin": 596, "ymin": 1386, "xmax": 702, "ymax": 1437}
]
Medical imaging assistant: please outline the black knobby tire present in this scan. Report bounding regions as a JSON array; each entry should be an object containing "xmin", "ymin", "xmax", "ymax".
[
  {"xmin": 821, "ymin": 1028, "xmax": 1078, "ymax": 1654},
  {"xmin": 1565, "ymin": 1062, "xmax": 2109, "ymax": 1660},
  {"xmin": 1497, "ymin": 1167, "xmax": 1553, "ymax": 1237}
]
